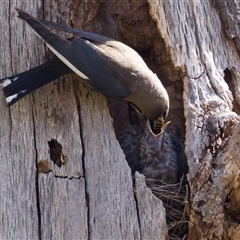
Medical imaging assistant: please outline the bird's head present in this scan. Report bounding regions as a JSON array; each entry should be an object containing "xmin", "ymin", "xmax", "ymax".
[{"xmin": 128, "ymin": 103, "xmax": 170, "ymax": 136}]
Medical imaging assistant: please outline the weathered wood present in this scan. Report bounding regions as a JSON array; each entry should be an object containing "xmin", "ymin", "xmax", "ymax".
[
  {"xmin": 0, "ymin": 2, "xmax": 43, "ymax": 239},
  {"xmin": 33, "ymin": 77, "xmax": 84, "ymax": 177},
  {"xmin": 76, "ymin": 83, "xmax": 142, "ymax": 240},
  {"xmin": 147, "ymin": 0, "xmax": 240, "ymax": 239},
  {"xmin": 39, "ymin": 174, "xmax": 88, "ymax": 239},
  {"xmin": 0, "ymin": 1, "xmax": 167, "ymax": 239},
  {"xmin": 216, "ymin": 0, "xmax": 240, "ymax": 54},
  {"xmin": 135, "ymin": 173, "xmax": 168, "ymax": 239},
  {"xmin": 2, "ymin": 0, "xmax": 240, "ymax": 239}
]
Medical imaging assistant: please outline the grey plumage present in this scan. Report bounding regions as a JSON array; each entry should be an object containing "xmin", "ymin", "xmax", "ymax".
[
  {"xmin": 117, "ymin": 107, "xmax": 187, "ymax": 184},
  {"xmin": 0, "ymin": 8, "xmax": 169, "ymax": 123}
]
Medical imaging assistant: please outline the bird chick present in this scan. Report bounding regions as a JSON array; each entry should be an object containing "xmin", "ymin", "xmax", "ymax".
[
  {"xmin": 0, "ymin": 9, "xmax": 169, "ymax": 128},
  {"xmin": 117, "ymin": 105, "xmax": 187, "ymax": 184}
]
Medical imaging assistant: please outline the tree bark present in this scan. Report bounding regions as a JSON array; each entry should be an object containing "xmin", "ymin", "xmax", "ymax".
[
  {"xmin": 148, "ymin": 0, "xmax": 240, "ymax": 239},
  {"xmin": 1, "ymin": 0, "xmax": 240, "ymax": 240},
  {"xmin": 0, "ymin": 1, "xmax": 168, "ymax": 239}
]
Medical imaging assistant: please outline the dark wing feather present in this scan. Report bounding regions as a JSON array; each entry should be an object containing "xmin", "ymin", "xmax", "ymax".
[
  {"xmin": 38, "ymin": 18, "xmax": 112, "ymax": 43},
  {"xmin": 68, "ymin": 39, "xmax": 131, "ymax": 98},
  {"xmin": 16, "ymin": 8, "xmax": 131, "ymax": 99}
]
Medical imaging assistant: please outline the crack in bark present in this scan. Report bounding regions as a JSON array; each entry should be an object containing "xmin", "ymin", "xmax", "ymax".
[
  {"xmin": 180, "ymin": 70, "xmax": 206, "ymax": 81},
  {"xmin": 8, "ymin": 107, "xmax": 12, "ymax": 151},
  {"xmin": 32, "ymin": 93, "xmax": 42, "ymax": 240},
  {"xmin": 6, "ymin": 2, "xmax": 13, "ymax": 162},
  {"xmin": 8, "ymin": 4, "xmax": 13, "ymax": 75},
  {"xmin": 73, "ymin": 81, "xmax": 90, "ymax": 240},
  {"xmin": 133, "ymin": 180, "xmax": 142, "ymax": 239},
  {"xmin": 52, "ymin": 174, "xmax": 82, "ymax": 180}
]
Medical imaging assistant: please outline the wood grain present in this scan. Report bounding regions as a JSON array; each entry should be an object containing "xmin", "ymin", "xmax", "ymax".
[{"xmin": 0, "ymin": 1, "xmax": 167, "ymax": 239}]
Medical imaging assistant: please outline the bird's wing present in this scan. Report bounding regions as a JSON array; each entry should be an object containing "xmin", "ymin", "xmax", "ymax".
[
  {"xmin": 37, "ymin": 18, "xmax": 112, "ymax": 44},
  {"xmin": 36, "ymin": 16, "xmax": 150, "ymax": 91},
  {"xmin": 16, "ymin": 8, "xmax": 132, "ymax": 99}
]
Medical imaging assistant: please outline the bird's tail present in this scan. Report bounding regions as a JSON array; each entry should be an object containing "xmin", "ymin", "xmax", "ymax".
[{"xmin": 0, "ymin": 56, "xmax": 71, "ymax": 106}]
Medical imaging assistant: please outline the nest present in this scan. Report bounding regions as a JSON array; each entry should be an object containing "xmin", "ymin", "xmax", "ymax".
[{"xmin": 145, "ymin": 177, "xmax": 189, "ymax": 240}]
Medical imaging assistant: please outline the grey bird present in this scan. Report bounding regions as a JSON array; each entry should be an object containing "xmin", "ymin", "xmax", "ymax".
[
  {"xmin": 117, "ymin": 105, "xmax": 187, "ymax": 184},
  {"xmin": 0, "ymin": 9, "xmax": 169, "ymax": 128}
]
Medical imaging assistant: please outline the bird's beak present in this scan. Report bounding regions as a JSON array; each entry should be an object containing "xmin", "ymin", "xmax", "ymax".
[{"xmin": 159, "ymin": 121, "xmax": 171, "ymax": 134}]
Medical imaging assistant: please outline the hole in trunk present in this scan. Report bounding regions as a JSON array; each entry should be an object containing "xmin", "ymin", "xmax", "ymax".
[{"xmin": 48, "ymin": 139, "xmax": 68, "ymax": 167}]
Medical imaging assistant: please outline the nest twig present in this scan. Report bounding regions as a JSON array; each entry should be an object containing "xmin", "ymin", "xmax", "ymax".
[{"xmin": 145, "ymin": 177, "xmax": 189, "ymax": 240}]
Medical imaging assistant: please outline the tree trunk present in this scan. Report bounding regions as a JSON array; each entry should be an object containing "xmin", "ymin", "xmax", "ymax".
[
  {"xmin": 0, "ymin": 1, "xmax": 167, "ymax": 239},
  {"xmin": 1, "ymin": 0, "xmax": 240, "ymax": 240}
]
